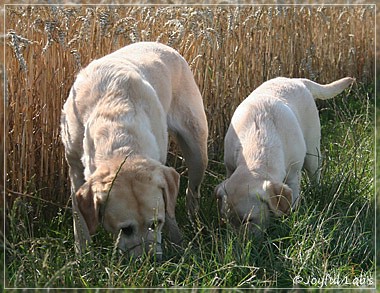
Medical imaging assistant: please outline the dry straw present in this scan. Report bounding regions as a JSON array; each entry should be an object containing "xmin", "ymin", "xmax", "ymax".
[{"xmin": 4, "ymin": 5, "xmax": 375, "ymax": 205}]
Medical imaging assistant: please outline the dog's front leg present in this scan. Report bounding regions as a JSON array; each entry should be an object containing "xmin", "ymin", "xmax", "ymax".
[
  {"xmin": 172, "ymin": 130, "xmax": 208, "ymax": 219},
  {"xmin": 71, "ymin": 191, "xmax": 92, "ymax": 254},
  {"xmin": 65, "ymin": 154, "xmax": 91, "ymax": 254}
]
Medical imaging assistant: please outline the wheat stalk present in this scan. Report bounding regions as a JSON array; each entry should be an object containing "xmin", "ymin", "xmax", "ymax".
[{"xmin": 4, "ymin": 5, "xmax": 375, "ymax": 205}]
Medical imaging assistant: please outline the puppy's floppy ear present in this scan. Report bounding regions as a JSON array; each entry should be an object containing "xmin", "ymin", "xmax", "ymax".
[
  {"xmin": 214, "ymin": 182, "xmax": 228, "ymax": 220},
  {"xmin": 160, "ymin": 166, "xmax": 180, "ymax": 219},
  {"xmin": 263, "ymin": 181, "xmax": 292, "ymax": 216},
  {"xmin": 76, "ymin": 181, "xmax": 99, "ymax": 235}
]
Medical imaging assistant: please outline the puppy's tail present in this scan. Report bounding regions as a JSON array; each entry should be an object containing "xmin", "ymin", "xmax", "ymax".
[{"xmin": 301, "ymin": 77, "xmax": 355, "ymax": 100}]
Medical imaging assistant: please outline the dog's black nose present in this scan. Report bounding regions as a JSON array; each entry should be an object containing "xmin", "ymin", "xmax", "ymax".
[
  {"xmin": 147, "ymin": 242, "xmax": 163, "ymax": 262},
  {"xmin": 154, "ymin": 250, "xmax": 163, "ymax": 262}
]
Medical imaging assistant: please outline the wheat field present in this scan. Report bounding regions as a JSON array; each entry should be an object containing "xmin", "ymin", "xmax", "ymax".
[
  {"xmin": 4, "ymin": 4, "xmax": 374, "ymax": 204},
  {"xmin": 2, "ymin": 4, "xmax": 376, "ymax": 289}
]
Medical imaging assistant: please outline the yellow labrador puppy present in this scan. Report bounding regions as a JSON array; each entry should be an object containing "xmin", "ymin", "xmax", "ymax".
[
  {"xmin": 215, "ymin": 77, "xmax": 354, "ymax": 233},
  {"xmin": 61, "ymin": 42, "xmax": 208, "ymax": 259}
]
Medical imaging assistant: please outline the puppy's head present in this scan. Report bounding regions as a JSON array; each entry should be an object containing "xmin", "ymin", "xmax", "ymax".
[
  {"xmin": 76, "ymin": 156, "xmax": 180, "ymax": 260},
  {"xmin": 215, "ymin": 174, "xmax": 292, "ymax": 235}
]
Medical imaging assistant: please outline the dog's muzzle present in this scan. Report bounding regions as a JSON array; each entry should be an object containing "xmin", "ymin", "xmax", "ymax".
[{"xmin": 121, "ymin": 240, "xmax": 163, "ymax": 262}]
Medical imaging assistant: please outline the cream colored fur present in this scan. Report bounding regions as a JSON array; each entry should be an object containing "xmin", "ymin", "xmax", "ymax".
[
  {"xmin": 61, "ymin": 42, "xmax": 208, "ymax": 259},
  {"xmin": 215, "ymin": 77, "xmax": 354, "ymax": 233}
]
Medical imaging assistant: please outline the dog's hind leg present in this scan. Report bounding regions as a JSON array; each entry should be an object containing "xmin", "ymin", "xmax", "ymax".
[{"xmin": 304, "ymin": 137, "xmax": 321, "ymax": 184}]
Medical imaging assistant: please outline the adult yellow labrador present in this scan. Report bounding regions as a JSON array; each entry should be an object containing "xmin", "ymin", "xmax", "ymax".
[
  {"xmin": 61, "ymin": 42, "xmax": 208, "ymax": 259},
  {"xmin": 215, "ymin": 77, "xmax": 354, "ymax": 234}
]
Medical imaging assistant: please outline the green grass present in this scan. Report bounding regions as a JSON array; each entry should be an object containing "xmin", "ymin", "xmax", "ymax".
[{"xmin": 4, "ymin": 83, "xmax": 375, "ymax": 289}]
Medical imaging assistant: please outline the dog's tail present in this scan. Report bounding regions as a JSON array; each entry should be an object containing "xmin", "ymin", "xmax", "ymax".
[{"xmin": 301, "ymin": 77, "xmax": 355, "ymax": 100}]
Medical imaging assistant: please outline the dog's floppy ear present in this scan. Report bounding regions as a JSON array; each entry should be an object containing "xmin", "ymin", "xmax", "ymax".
[
  {"xmin": 160, "ymin": 166, "xmax": 180, "ymax": 219},
  {"xmin": 263, "ymin": 181, "xmax": 292, "ymax": 216},
  {"xmin": 163, "ymin": 214, "xmax": 183, "ymax": 245},
  {"xmin": 158, "ymin": 166, "xmax": 182, "ymax": 244},
  {"xmin": 76, "ymin": 182, "xmax": 99, "ymax": 235},
  {"xmin": 214, "ymin": 182, "xmax": 228, "ymax": 220}
]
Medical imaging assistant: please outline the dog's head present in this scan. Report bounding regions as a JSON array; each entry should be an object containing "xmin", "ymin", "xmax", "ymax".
[
  {"xmin": 215, "ymin": 173, "xmax": 292, "ymax": 235},
  {"xmin": 75, "ymin": 156, "xmax": 181, "ymax": 260}
]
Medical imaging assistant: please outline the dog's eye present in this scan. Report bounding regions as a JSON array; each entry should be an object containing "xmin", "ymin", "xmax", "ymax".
[
  {"xmin": 243, "ymin": 217, "xmax": 254, "ymax": 225},
  {"xmin": 149, "ymin": 219, "xmax": 163, "ymax": 231},
  {"xmin": 122, "ymin": 225, "xmax": 134, "ymax": 237}
]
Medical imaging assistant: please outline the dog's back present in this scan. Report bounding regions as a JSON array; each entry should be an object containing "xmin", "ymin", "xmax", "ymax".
[
  {"xmin": 249, "ymin": 76, "xmax": 354, "ymax": 103},
  {"xmin": 70, "ymin": 42, "xmax": 188, "ymax": 119},
  {"xmin": 245, "ymin": 77, "xmax": 354, "ymax": 140}
]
